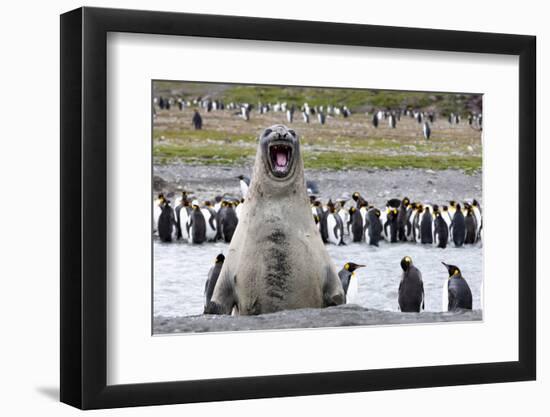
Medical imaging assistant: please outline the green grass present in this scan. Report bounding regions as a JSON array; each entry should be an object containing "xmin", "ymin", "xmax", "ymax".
[
  {"xmin": 153, "ymin": 142, "xmax": 481, "ymax": 171},
  {"xmin": 303, "ymin": 152, "xmax": 481, "ymax": 171},
  {"xmin": 154, "ymin": 144, "xmax": 255, "ymax": 164},
  {"xmin": 154, "ymin": 128, "xmax": 257, "ymax": 143}
]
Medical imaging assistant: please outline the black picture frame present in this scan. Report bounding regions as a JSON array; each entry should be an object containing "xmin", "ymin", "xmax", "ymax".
[{"xmin": 60, "ymin": 6, "xmax": 536, "ymax": 410}]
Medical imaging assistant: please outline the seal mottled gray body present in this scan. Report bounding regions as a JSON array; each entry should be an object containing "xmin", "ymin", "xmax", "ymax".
[{"xmin": 205, "ymin": 125, "xmax": 345, "ymax": 315}]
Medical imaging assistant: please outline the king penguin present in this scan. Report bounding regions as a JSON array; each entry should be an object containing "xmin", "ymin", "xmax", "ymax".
[
  {"xmin": 174, "ymin": 191, "xmax": 194, "ymax": 240},
  {"xmin": 153, "ymin": 193, "xmax": 165, "ymax": 234},
  {"xmin": 441, "ymin": 262, "xmax": 473, "ymax": 311},
  {"xmin": 441, "ymin": 205, "xmax": 452, "ymax": 234},
  {"xmin": 201, "ymin": 201, "xmax": 218, "ymax": 242},
  {"xmin": 157, "ymin": 198, "xmax": 176, "ymax": 242},
  {"xmin": 384, "ymin": 208, "xmax": 399, "ymax": 243},
  {"xmin": 397, "ymin": 197, "xmax": 411, "ymax": 241},
  {"xmin": 422, "ymin": 121, "xmax": 431, "ymax": 140},
  {"xmin": 237, "ymin": 175, "xmax": 250, "ymax": 199},
  {"xmin": 398, "ymin": 256, "xmax": 425, "ymax": 312},
  {"xmin": 433, "ymin": 211, "xmax": 449, "ymax": 249},
  {"xmin": 471, "ymin": 199, "xmax": 482, "ymax": 242},
  {"xmin": 175, "ymin": 197, "xmax": 191, "ymax": 241},
  {"xmin": 420, "ymin": 206, "xmax": 433, "ymax": 244},
  {"xmin": 326, "ymin": 201, "xmax": 345, "ymax": 245},
  {"xmin": 220, "ymin": 201, "xmax": 238, "ymax": 242},
  {"xmin": 451, "ymin": 203, "xmax": 466, "ymax": 247},
  {"xmin": 188, "ymin": 200, "xmax": 207, "ymax": 244},
  {"xmin": 349, "ymin": 207, "xmax": 364, "ymax": 242},
  {"xmin": 204, "ymin": 254, "xmax": 225, "ymax": 310},
  {"xmin": 366, "ymin": 208, "xmax": 383, "ymax": 246},
  {"xmin": 338, "ymin": 262, "xmax": 366, "ymax": 305},
  {"xmin": 411, "ymin": 204, "xmax": 423, "ymax": 243},
  {"xmin": 464, "ymin": 204, "xmax": 478, "ymax": 244}
]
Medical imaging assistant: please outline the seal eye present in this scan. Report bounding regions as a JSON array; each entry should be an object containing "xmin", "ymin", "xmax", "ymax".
[
  {"xmin": 287, "ymin": 129, "xmax": 296, "ymax": 137},
  {"xmin": 263, "ymin": 128, "xmax": 273, "ymax": 137}
]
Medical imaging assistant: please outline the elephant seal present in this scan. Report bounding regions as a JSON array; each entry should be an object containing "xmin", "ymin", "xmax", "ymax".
[{"xmin": 204, "ymin": 125, "xmax": 345, "ymax": 315}]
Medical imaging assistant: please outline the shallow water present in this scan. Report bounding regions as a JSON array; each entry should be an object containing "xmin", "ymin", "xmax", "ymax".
[{"xmin": 154, "ymin": 239, "xmax": 482, "ymax": 317}]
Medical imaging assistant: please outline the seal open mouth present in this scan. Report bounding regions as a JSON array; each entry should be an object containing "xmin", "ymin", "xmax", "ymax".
[{"xmin": 268, "ymin": 143, "xmax": 293, "ymax": 177}]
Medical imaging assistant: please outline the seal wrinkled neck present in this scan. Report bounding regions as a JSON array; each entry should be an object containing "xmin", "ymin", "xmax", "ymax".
[{"xmin": 249, "ymin": 125, "xmax": 306, "ymax": 198}]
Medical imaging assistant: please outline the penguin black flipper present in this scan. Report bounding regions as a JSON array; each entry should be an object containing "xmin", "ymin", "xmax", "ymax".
[
  {"xmin": 333, "ymin": 222, "xmax": 340, "ymax": 242},
  {"xmin": 186, "ymin": 216, "xmax": 192, "ymax": 236},
  {"xmin": 448, "ymin": 286, "xmax": 458, "ymax": 311},
  {"xmin": 208, "ymin": 212, "xmax": 217, "ymax": 231},
  {"xmin": 175, "ymin": 205, "xmax": 183, "ymax": 239}
]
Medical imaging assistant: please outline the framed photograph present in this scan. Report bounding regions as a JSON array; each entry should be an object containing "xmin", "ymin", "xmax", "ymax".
[{"xmin": 60, "ymin": 6, "xmax": 536, "ymax": 409}]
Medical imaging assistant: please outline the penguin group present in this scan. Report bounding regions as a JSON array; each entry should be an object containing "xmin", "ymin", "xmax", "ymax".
[
  {"xmin": 310, "ymin": 193, "xmax": 482, "ymax": 249},
  {"xmin": 154, "ymin": 94, "xmax": 477, "ymax": 141},
  {"xmin": 397, "ymin": 256, "xmax": 472, "ymax": 312},
  {"xmin": 156, "ymin": 182, "xmax": 483, "ymax": 250},
  {"xmin": 153, "ymin": 191, "xmax": 240, "ymax": 245}
]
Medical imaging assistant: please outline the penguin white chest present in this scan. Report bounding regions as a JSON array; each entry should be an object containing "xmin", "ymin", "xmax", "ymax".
[
  {"xmin": 327, "ymin": 214, "xmax": 340, "ymax": 244},
  {"xmin": 360, "ymin": 207, "xmax": 368, "ymax": 223},
  {"xmin": 153, "ymin": 204, "xmax": 162, "ymax": 233},
  {"xmin": 201, "ymin": 208, "xmax": 217, "ymax": 240},
  {"xmin": 442, "ymin": 278, "xmax": 449, "ymax": 311},
  {"xmin": 346, "ymin": 273, "xmax": 359, "ymax": 304},
  {"xmin": 180, "ymin": 209, "xmax": 190, "ymax": 240}
]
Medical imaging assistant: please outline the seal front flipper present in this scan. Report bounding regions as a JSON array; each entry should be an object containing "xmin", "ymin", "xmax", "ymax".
[
  {"xmin": 203, "ymin": 269, "xmax": 237, "ymax": 315},
  {"xmin": 322, "ymin": 266, "xmax": 346, "ymax": 307}
]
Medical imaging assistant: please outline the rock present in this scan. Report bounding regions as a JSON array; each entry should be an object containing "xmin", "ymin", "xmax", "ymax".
[
  {"xmin": 153, "ymin": 305, "xmax": 482, "ymax": 334},
  {"xmin": 153, "ymin": 175, "xmax": 168, "ymax": 191}
]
